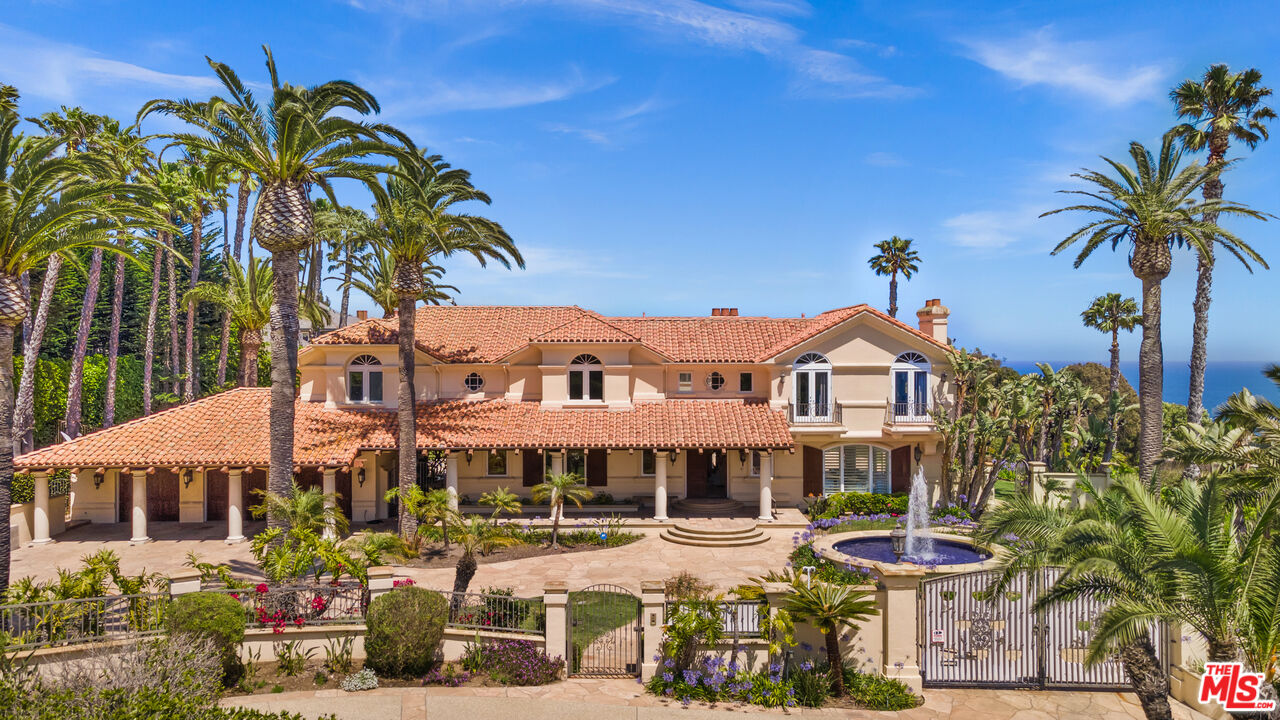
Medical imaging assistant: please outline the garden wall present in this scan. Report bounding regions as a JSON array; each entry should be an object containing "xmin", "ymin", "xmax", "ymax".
[{"xmin": 9, "ymin": 497, "xmax": 66, "ymax": 549}]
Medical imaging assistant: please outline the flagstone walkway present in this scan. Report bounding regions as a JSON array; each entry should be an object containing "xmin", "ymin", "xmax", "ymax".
[{"xmin": 223, "ymin": 678, "xmax": 1213, "ymax": 719}]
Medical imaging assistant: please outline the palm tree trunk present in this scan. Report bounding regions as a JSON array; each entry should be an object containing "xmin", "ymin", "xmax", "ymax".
[
  {"xmin": 184, "ymin": 212, "xmax": 203, "ymax": 402},
  {"xmin": 550, "ymin": 499, "xmax": 561, "ymax": 548},
  {"xmin": 1137, "ymin": 274, "xmax": 1164, "ymax": 487},
  {"xmin": 887, "ymin": 270, "xmax": 899, "ymax": 318},
  {"xmin": 338, "ymin": 252, "xmax": 353, "ymax": 329},
  {"xmin": 0, "ymin": 322, "xmax": 16, "ymax": 591},
  {"xmin": 167, "ymin": 250, "xmax": 179, "ymax": 397},
  {"xmin": 825, "ymin": 629, "xmax": 845, "ymax": 696},
  {"xmin": 143, "ymin": 246, "xmax": 163, "ymax": 415},
  {"xmin": 240, "ymin": 329, "xmax": 261, "ymax": 387},
  {"xmin": 1187, "ymin": 137, "xmax": 1226, "ymax": 429},
  {"xmin": 267, "ymin": 249, "xmax": 302, "ymax": 534},
  {"xmin": 453, "ymin": 550, "xmax": 477, "ymax": 596},
  {"xmin": 234, "ymin": 179, "xmax": 250, "ymax": 264},
  {"xmin": 103, "ymin": 252, "xmax": 127, "ymax": 428},
  {"xmin": 1104, "ymin": 328, "xmax": 1121, "ymax": 463},
  {"xmin": 216, "ymin": 207, "xmax": 231, "ymax": 388},
  {"xmin": 1118, "ymin": 636, "xmax": 1173, "ymax": 720},
  {"xmin": 14, "ymin": 255, "xmax": 62, "ymax": 453},
  {"xmin": 64, "ymin": 248, "xmax": 104, "ymax": 439},
  {"xmin": 397, "ymin": 293, "xmax": 419, "ymax": 539}
]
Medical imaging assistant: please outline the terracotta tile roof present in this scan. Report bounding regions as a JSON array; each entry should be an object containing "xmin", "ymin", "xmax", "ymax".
[
  {"xmin": 308, "ymin": 303, "xmax": 946, "ymax": 364},
  {"xmin": 16, "ymin": 390, "xmax": 793, "ymax": 469}
]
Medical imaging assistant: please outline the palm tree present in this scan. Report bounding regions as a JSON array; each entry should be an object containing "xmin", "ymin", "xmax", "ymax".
[
  {"xmin": 0, "ymin": 87, "xmax": 163, "ymax": 589},
  {"xmin": 342, "ymin": 245, "xmax": 455, "ymax": 318},
  {"xmin": 384, "ymin": 485, "xmax": 460, "ymax": 550},
  {"xmin": 139, "ymin": 162, "xmax": 193, "ymax": 414},
  {"xmin": 782, "ymin": 580, "xmax": 878, "ymax": 696},
  {"xmin": 532, "ymin": 473, "xmax": 593, "ymax": 548},
  {"xmin": 141, "ymin": 46, "xmax": 413, "ymax": 534},
  {"xmin": 249, "ymin": 482, "xmax": 348, "ymax": 537},
  {"xmin": 184, "ymin": 256, "xmax": 272, "ymax": 387},
  {"xmin": 1042, "ymin": 136, "xmax": 1266, "ymax": 486},
  {"xmin": 479, "ymin": 486, "xmax": 523, "ymax": 519},
  {"xmin": 1081, "ymin": 293, "xmax": 1141, "ymax": 463},
  {"xmin": 231, "ymin": 171, "xmax": 254, "ymax": 264},
  {"xmin": 1169, "ymin": 66, "xmax": 1274, "ymax": 430},
  {"xmin": 180, "ymin": 158, "xmax": 223, "ymax": 402},
  {"xmin": 315, "ymin": 202, "xmax": 371, "ymax": 328},
  {"xmin": 451, "ymin": 517, "xmax": 518, "ymax": 596},
  {"xmin": 867, "ymin": 236, "xmax": 920, "ymax": 318},
  {"xmin": 369, "ymin": 151, "xmax": 522, "ymax": 539}
]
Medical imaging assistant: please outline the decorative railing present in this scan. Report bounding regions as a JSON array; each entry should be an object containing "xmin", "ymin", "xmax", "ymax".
[
  {"xmin": 665, "ymin": 599, "xmax": 763, "ymax": 640},
  {"xmin": 0, "ymin": 592, "xmax": 169, "ymax": 650},
  {"xmin": 206, "ymin": 583, "xmax": 370, "ymax": 629},
  {"xmin": 788, "ymin": 400, "xmax": 841, "ymax": 424},
  {"xmin": 446, "ymin": 591, "xmax": 545, "ymax": 635},
  {"xmin": 885, "ymin": 400, "xmax": 932, "ymax": 425}
]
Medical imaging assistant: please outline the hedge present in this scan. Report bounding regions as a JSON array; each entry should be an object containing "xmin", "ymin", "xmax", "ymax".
[{"xmin": 808, "ymin": 492, "xmax": 909, "ymax": 519}]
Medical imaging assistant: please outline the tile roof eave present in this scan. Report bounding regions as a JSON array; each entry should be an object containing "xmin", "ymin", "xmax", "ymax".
[{"xmin": 757, "ymin": 306, "xmax": 948, "ymax": 362}]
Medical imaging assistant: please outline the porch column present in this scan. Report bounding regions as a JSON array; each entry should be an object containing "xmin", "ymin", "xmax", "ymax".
[
  {"xmin": 225, "ymin": 469, "xmax": 245, "ymax": 544},
  {"xmin": 757, "ymin": 452, "xmax": 774, "ymax": 522},
  {"xmin": 323, "ymin": 467, "xmax": 337, "ymax": 539},
  {"xmin": 445, "ymin": 454, "xmax": 459, "ymax": 512},
  {"xmin": 653, "ymin": 451, "xmax": 669, "ymax": 521},
  {"xmin": 130, "ymin": 470, "xmax": 151, "ymax": 544},
  {"xmin": 31, "ymin": 469, "xmax": 52, "ymax": 544},
  {"xmin": 549, "ymin": 451, "xmax": 564, "ymax": 476}
]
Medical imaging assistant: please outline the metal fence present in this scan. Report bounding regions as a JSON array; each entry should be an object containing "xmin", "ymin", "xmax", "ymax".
[
  {"xmin": 0, "ymin": 592, "xmax": 169, "ymax": 650},
  {"xmin": 445, "ymin": 591, "xmax": 545, "ymax": 635},
  {"xmin": 665, "ymin": 599, "xmax": 764, "ymax": 640},
  {"xmin": 206, "ymin": 584, "xmax": 370, "ymax": 627}
]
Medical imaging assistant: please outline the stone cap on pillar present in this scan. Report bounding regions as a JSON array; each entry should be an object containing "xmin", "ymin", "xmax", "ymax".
[
  {"xmin": 543, "ymin": 581, "xmax": 569, "ymax": 604},
  {"xmin": 168, "ymin": 569, "xmax": 202, "ymax": 595},
  {"xmin": 641, "ymin": 580, "xmax": 665, "ymax": 601}
]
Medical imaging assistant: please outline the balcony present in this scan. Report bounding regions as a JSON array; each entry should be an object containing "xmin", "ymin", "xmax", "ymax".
[
  {"xmin": 788, "ymin": 400, "xmax": 841, "ymax": 425},
  {"xmin": 885, "ymin": 400, "xmax": 933, "ymax": 425}
]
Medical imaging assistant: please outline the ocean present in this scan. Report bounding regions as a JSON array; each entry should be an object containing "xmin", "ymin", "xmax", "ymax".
[{"xmin": 1003, "ymin": 360, "xmax": 1279, "ymax": 411}]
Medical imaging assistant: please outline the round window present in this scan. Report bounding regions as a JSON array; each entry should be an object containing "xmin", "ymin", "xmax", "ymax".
[
  {"xmin": 463, "ymin": 372, "xmax": 485, "ymax": 392},
  {"xmin": 707, "ymin": 372, "xmax": 725, "ymax": 390}
]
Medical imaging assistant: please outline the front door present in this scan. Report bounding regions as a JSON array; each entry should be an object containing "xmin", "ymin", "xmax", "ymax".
[
  {"xmin": 685, "ymin": 452, "xmax": 707, "ymax": 498},
  {"xmin": 890, "ymin": 447, "xmax": 912, "ymax": 493},
  {"xmin": 685, "ymin": 451, "xmax": 727, "ymax": 499}
]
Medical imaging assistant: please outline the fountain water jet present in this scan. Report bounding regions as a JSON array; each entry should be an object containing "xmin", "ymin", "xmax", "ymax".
[{"xmin": 904, "ymin": 465, "xmax": 935, "ymax": 560}]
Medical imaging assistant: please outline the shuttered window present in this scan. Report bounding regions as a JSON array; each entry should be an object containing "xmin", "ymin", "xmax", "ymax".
[{"xmin": 822, "ymin": 445, "xmax": 891, "ymax": 495}]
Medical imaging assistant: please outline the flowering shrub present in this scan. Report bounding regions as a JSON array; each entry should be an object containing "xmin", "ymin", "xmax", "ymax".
[
  {"xmin": 460, "ymin": 639, "xmax": 563, "ymax": 685},
  {"xmin": 645, "ymin": 655, "xmax": 796, "ymax": 708},
  {"xmin": 339, "ymin": 668, "xmax": 378, "ymax": 692},
  {"xmin": 808, "ymin": 493, "xmax": 908, "ymax": 520},
  {"xmin": 421, "ymin": 665, "xmax": 471, "ymax": 687},
  {"xmin": 787, "ymin": 544, "xmax": 879, "ymax": 586},
  {"xmin": 392, "ymin": 578, "xmax": 416, "ymax": 588}
]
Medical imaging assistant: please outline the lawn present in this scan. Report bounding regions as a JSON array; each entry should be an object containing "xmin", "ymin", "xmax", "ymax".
[{"xmin": 567, "ymin": 589, "xmax": 639, "ymax": 672}]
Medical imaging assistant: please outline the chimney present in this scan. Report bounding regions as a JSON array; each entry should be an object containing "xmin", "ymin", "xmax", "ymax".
[
  {"xmin": 356, "ymin": 310, "xmax": 368, "ymax": 321},
  {"xmin": 710, "ymin": 308, "xmax": 739, "ymax": 317},
  {"xmin": 916, "ymin": 298, "xmax": 950, "ymax": 344}
]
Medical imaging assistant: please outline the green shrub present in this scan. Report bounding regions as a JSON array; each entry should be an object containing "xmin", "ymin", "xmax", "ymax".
[
  {"xmin": 809, "ymin": 493, "xmax": 908, "ymax": 520},
  {"xmin": 364, "ymin": 586, "xmax": 448, "ymax": 677},
  {"xmin": 843, "ymin": 666, "xmax": 918, "ymax": 710},
  {"xmin": 165, "ymin": 591, "xmax": 247, "ymax": 685},
  {"xmin": 786, "ymin": 662, "xmax": 829, "ymax": 707}
]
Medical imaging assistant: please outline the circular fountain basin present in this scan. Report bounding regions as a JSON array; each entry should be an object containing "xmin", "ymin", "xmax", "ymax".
[
  {"xmin": 832, "ymin": 536, "xmax": 989, "ymax": 565},
  {"xmin": 811, "ymin": 530, "xmax": 1002, "ymax": 575}
]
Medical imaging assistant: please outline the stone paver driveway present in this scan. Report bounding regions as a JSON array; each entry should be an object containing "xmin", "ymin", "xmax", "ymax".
[{"xmin": 225, "ymin": 679, "xmax": 1213, "ymax": 719}]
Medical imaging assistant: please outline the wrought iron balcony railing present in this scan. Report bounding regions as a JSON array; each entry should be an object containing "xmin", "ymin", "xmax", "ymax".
[
  {"xmin": 788, "ymin": 400, "xmax": 840, "ymax": 424},
  {"xmin": 885, "ymin": 400, "xmax": 933, "ymax": 425}
]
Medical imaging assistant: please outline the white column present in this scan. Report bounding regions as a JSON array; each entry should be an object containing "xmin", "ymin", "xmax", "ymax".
[
  {"xmin": 226, "ymin": 469, "xmax": 245, "ymax": 544},
  {"xmin": 446, "ymin": 454, "xmax": 459, "ymax": 512},
  {"xmin": 130, "ymin": 470, "xmax": 150, "ymax": 544},
  {"xmin": 550, "ymin": 451, "xmax": 564, "ymax": 476},
  {"xmin": 758, "ymin": 452, "xmax": 774, "ymax": 521},
  {"xmin": 323, "ymin": 467, "xmax": 338, "ymax": 539},
  {"xmin": 653, "ymin": 451, "xmax": 669, "ymax": 521},
  {"xmin": 31, "ymin": 470, "xmax": 52, "ymax": 544}
]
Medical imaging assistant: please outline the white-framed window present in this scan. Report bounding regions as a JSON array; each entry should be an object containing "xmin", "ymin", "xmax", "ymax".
[
  {"xmin": 822, "ymin": 444, "xmax": 891, "ymax": 494},
  {"xmin": 486, "ymin": 450, "xmax": 507, "ymax": 476},
  {"xmin": 793, "ymin": 352, "xmax": 831, "ymax": 420},
  {"xmin": 569, "ymin": 354, "xmax": 603, "ymax": 401},
  {"xmin": 677, "ymin": 372, "xmax": 693, "ymax": 393},
  {"xmin": 891, "ymin": 352, "xmax": 931, "ymax": 419},
  {"xmin": 706, "ymin": 371, "xmax": 725, "ymax": 390},
  {"xmin": 641, "ymin": 450, "xmax": 656, "ymax": 476},
  {"xmin": 464, "ymin": 372, "xmax": 485, "ymax": 392},
  {"xmin": 739, "ymin": 372, "xmax": 753, "ymax": 392},
  {"xmin": 347, "ymin": 355, "xmax": 383, "ymax": 404},
  {"xmin": 748, "ymin": 451, "xmax": 761, "ymax": 477}
]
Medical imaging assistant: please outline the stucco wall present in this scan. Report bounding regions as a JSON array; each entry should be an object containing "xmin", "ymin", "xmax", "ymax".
[{"xmin": 71, "ymin": 468, "xmax": 119, "ymax": 524}]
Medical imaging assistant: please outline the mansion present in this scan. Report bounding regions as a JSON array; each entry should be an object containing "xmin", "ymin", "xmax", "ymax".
[{"xmin": 14, "ymin": 300, "xmax": 955, "ymax": 544}]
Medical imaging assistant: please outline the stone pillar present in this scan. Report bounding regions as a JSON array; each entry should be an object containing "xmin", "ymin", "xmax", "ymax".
[
  {"xmin": 323, "ymin": 467, "xmax": 338, "ymax": 539},
  {"xmin": 31, "ymin": 469, "xmax": 52, "ymax": 544},
  {"xmin": 543, "ymin": 580, "xmax": 570, "ymax": 666},
  {"xmin": 130, "ymin": 470, "xmax": 151, "ymax": 544},
  {"xmin": 757, "ymin": 452, "xmax": 773, "ymax": 522},
  {"xmin": 367, "ymin": 566, "xmax": 395, "ymax": 603},
  {"xmin": 1028, "ymin": 461, "xmax": 1048, "ymax": 504},
  {"xmin": 653, "ymin": 452, "xmax": 669, "ymax": 521},
  {"xmin": 879, "ymin": 564, "xmax": 925, "ymax": 692},
  {"xmin": 446, "ymin": 454, "xmax": 459, "ymax": 512},
  {"xmin": 549, "ymin": 451, "xmax": 564, "ymax": 476},
  {"xmin": 640, "ymin": 579, "xmax": 666, "ymax": 680},
  {"xmin": 225, "ymin": 469, "xmax": 246, "ymax": 544},
  {"xmin": 168, "ymin": 569, "xmax": 202, "ymax": 597}
]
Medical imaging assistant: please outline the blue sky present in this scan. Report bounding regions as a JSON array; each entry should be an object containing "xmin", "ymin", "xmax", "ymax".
[{"xmin": 3, "ymin": 0, "xmax": 1280, "ymax": 367}]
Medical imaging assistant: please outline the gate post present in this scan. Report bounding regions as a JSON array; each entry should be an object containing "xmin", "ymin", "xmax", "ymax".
[
  {"xmin": 544, "ymin": 581, "xmax": 570, "ymax": 667},
  {"xmin": 640, "ymin": 580, "xmax": 665, "ymax": 681},
  {"xmin": 879, "ymin": 563, "xmax": 925, "ymax": 693}
]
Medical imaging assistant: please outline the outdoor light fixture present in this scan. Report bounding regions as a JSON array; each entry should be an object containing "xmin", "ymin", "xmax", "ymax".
[
  {"xmin": 890, "ymin": 521, "xmax": 907, "ymax": 562},
  {"xmin": 93, "ymin": 469, "xmax": 105, "ymax": 490},
  {"xmin": 181, "ymin": 469, "xmax": 194, "ymax": 489},
  {"xmin": 356, "ymin": 467, "xmax": 366, "ymax": 487},
  {"xmin": 914, "ymin": 444, "xmax": 923, "ymax": 463},
  {"xmin": 738, "ymin": 449, "xmax": 747, "ymax": 464}
]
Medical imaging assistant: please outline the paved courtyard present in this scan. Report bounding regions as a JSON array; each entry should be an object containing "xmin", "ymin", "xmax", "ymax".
[{"xmin": 225, "ymin": 679, "xmax": 1213, "ymax": 720}]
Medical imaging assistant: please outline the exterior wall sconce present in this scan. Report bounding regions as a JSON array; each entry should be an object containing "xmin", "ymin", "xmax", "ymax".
[
  {"xmin": 914, "ymin": 444, "xmax": 923, "ymax": 463},
  {"xmin": 93, "ymin": 468, "xmax": 105, "ymax": 490},
  {"xmin": 181, "ymin": 468, "xmax": 194, "ymax": 489},
  {"xmin": 356, "ymin": 467, "xmax": 366, "ymax": 487},
  {"xmin": 738, "ymin": 449, "xmax": 748, "ymax": 464},
  {"xmin": 465, "ymin": 451, "xmax": 473, "ymax": 466},
  {"xmin": 669, "ymin": 451, "xmax": 678, "ymax": 465}
]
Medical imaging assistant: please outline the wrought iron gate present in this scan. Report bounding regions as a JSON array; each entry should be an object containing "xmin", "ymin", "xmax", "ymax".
[
  {"xmin": 920, "ymin": 568, "xmax": 1167, "ymax": 689},
  {"xmin": 568, "ymin": 584, "xmax": 642, "ymax": 677}
]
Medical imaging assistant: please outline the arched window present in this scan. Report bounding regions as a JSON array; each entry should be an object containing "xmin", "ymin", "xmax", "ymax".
[
  {"xmin": 569, "ymin": 354, "xmax": 603, "ymax": 401},
  {"xmin": 822, "ymin": 444, "xmax": 891, "ymax": 494},
  {"xmin": 793, "ymin": 352, "xmax": 832, "ymax": 421},
  {"xmin": 463, "ymin": 372, "xmax": 485, "ymax": 392},
  {"xmin": 706, "ymin": 371, "xmax": 725, "ymax": 391},
  {"xmin": 347, "ymin": 355, "xmax": 383, "ymax": 403},
  {"xmin": 891, "ymin": 352, "xmax": 931, "ymax": 420}
]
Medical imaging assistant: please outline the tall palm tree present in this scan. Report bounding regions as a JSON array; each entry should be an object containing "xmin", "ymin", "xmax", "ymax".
[
  {"xmin": 1169, "ymin": 66, "xmax": 1274, "ymax": 431},
  {"xmin": 0, "ymin": 87, "xmax": 163, "ymax": 589},
  {"xmin": 532, "ymin": 473, "xmax": 593, "ymax": 548},
  {"xmin": 249, "ymin": 482, "xmax": 348, "ymax": 537},
  {"xmin": 1081, "ymin": 293, "xmax": 1141, "ymax": 463},
  {"xmin": 369, "ymin": 151, "xmax": 522, "ymax": 538},
  {"xmin": 1042, "ymin": 136, "xmax": 1266, "ymax": 486},
  {"xmin": 342, "ymin": 245, "xmax": 455, "ymax": 318},
  {"xmin": 782, "ymin": 580, "xmax": 878, "ymax": 697},
  {"xmin": 139, "ymin": 162, "xmax": 193, "ymax": 414},
  {"xmin": 179, "ymin": 159, "xmax": 223, "ymax": 402},
  {"xmin": 231, "ymin": 171, "xmax": 254, "ymax": 264},
  {"xmin": 315, "ymin": 201, "xmax": 371, "ymax": 328},
  {"xmin": 141, "ymin": 46, "xmax": 413, "ymax": 533},
  {"xmin": 867, "ymin": 236, "xmax": 920, "ymax": 318}
]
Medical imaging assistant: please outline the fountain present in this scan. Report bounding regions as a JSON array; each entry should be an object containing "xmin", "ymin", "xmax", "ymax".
[{"xmin": 904, "ymin": 464, "xmax": 935, "ymax": 560}]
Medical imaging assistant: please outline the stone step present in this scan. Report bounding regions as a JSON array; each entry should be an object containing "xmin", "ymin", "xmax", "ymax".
[
  {"xmin": 665, "ymin": 526, "xmax": 763, "ymax": 541},
  {"xmin": 658, "ymin": 529, "xmax": 770, "ymax": 547},
  {"xmin": 670, "ymin": 522, "xmax": 759, "ymax": 537}
]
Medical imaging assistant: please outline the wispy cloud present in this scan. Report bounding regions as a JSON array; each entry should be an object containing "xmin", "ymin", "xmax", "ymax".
[
  {"xmin": 961, "ymin": 27, "xmax": 1166, "ymax": 106},
  {"xmin": 378, "ymin": 67, "xmax": 614, "ymax": 116},
  {"xmin": 865, "ymin": 151, "xmax": 905, "ymax": 167},
  {"xmin": 0, "ymin": 24, "xmax": 220, "ymax": 105},
  {"xmin": 543, "ymin": 94, "xmax": 665, "ymax": 146},
  {"xmin": 941, "ymin": 207, "xmax": 1048, "ymax": 249}
]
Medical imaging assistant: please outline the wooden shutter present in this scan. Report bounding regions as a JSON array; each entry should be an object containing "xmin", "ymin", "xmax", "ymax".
[
  {"xmin": 586, "ymin": 449, "xmax": 608, "ymax": 487},
  {"xmin": 802, "ymin": 446, "xmax": 823, "ymax": 497},
  {"xmin": 891, "ymin": 446, "xmax": 912, "ymax": 494},
  {"xmin": 686, "ymin": 451, "xmax": 707, "ymax": 499},
  {"xmin": 523, "ymin": 451, "xmax": 543, "ymax": 487},
  {"xmin": 206, "ymin": 470, "xmax": 228, "ymax": 521}
]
